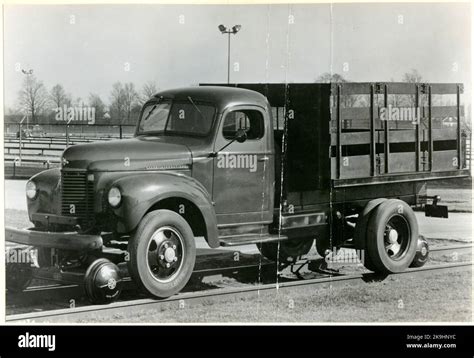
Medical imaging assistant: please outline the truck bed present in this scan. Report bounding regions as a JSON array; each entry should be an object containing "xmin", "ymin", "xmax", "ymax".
[{"xmin": 202, "ymin": 82, "xmax": 470, "ymax": 213}]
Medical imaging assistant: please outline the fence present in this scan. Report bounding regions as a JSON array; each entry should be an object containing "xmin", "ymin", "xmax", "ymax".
[
  {"xmin": 4, "ymin": 122, "xmax": 136, "ymax": 178},
  {"xmin": 4, "ymin": 122, "xmax": 136, "ymax": 140}
]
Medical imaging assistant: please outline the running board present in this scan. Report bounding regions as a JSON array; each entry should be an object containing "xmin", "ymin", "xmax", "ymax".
[{"xmin": 219, "ymin": 234, "xmax": 288, "ymax": 247}]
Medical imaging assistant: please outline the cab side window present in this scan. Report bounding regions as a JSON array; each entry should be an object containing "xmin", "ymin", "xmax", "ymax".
[{"xmin": 222, "ymin": 110, "xmax": 264, "ymax": 140}]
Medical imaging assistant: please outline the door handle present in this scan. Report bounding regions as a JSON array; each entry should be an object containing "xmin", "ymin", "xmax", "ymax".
[{"xmin": 258, "ymin": 156, "xmax": 269, "ymax": 162}]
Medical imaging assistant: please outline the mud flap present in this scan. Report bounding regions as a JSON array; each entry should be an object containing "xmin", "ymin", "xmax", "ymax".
[{"xmin": 424, "ymin": 204, "xmax": 448, "ymax": 218}]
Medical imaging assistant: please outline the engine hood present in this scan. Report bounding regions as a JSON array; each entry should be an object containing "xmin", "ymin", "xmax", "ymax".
[{"xmin": 62, "ymin": 137, "xmax": 193, "ymax": 171}]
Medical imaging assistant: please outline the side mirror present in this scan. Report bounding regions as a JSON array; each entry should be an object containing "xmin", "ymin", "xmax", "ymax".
[
  {"xmin": 208, "ymin": 128, "xmax": 248, "ymax": 158},
  {"xmin": 235, "ymin": 128, "xmax": 247, "ymax": 143}
]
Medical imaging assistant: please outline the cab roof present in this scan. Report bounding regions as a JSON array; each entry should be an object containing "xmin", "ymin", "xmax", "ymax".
[{"xmin": 151, "ymin": 86, "xmax": 269, "ymax": 112}]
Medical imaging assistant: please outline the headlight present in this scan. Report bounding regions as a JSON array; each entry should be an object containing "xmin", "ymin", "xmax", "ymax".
[
  {"xmin": 108, "ymin": 187, "xmax": 122, "ymax": 208},
  {"xmin": 26, "ymin": 181, "xmax": 38, "ymax": 200}
]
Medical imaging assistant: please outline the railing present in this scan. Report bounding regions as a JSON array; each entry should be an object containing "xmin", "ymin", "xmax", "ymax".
[
  {"xmin": 4, "ymin": 122, "xmax": 136, "ymax": 141},
  {"xmin": 4, "ymin": 122, "xmax": 136, "ymax": 177}
]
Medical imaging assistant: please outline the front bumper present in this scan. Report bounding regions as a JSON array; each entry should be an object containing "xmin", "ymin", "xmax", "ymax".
[{"xmin": 5, "ymin": 226, "xmax": 103, "ymax": 251}]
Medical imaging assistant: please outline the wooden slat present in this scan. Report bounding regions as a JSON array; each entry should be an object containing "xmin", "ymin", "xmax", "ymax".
[
  {"xmin": 432, "ymin": 150, "xmax": 458, "ymax": 171},
  {"xmin": 332, "ymin": 82, "xmax": 463, "ymax": 95},
  {"xmin": 430, "ymin": 106, "xmax": 464, "ymax": 117},
  {"xmin": 388, "ymin": 153, "xmax": 417, "ymax": 173},
  {"xmin": 431, "ymin": 84, "xmax": 463, "ymax": 94},
  {"xmin": 385, "ymin": 130, "xmax": 416, "ymax": 143},
  {"xmin": 330, "ymin": 132, "xmax": 370, "ymax": 146},
  {"xmin": 331, "ymin": 107, "xmax": 371, "ymax": 120},
  {"xmin": 431, "ymin": 128, "xmax": 457, "ymax": 140},
  {"xmin": 331, "ymin": 106, "xmax": 464, "ymax": 123},
  {"xmin": 331, "ymin": 156, "xmax": 370, "ymax": 179}
]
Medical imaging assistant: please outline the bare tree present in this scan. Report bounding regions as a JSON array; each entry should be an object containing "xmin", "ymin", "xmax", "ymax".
[
  {"xmin": 50, "ymin": 84, "xmax": 71, "ymax": 109},
  {"xmin": 402, "ymin": 69, "xmax": 423, "ymax": 84},
  {"xmin": 316, "ymin": 72, "xmax": 359, "ymax": 107},
  {"xmin": 110, "ymin": 82, "xmax": 139, "ymax": 124},
  {"xmin": 402, "ymin": 69, "xmax": 426, "ymax": 106},
  {"xmin": 110, "ymin": 82, "xmax": 126, "ymax": 123},
  {"xmin": 316, "ymin": 72, "xmax": 347, "ymax": 84},
  {"xmin": 18, "ymin": 74, "xmax": 49, "ymax": 124},
  {"xmin": 123, "ymin": 83, "xmax": 139, "ymax": 123},
  {"xmin": 139, "ymin": 81, "xmax": 158, "ymax": 105},
  {"xmin": 88, "ymin": 93, "xmax": 106, "ymax": 122}
]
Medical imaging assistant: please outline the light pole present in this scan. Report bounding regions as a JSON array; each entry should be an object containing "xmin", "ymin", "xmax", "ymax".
[
  {"xmin": 218, "ymin": 24, "xmax": 241, "ymax": 84},
  {"xmin": 18, "ymin": 68, "xmax": 33, "ymax": 165},
  {"xmin": 21, "ymin": 68, "xmax": 33, "ymax": 128}
]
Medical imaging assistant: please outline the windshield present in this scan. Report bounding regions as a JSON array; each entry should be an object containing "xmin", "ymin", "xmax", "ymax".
[{"xmin": 137, "ymin": 99, "xmax": 216, "ymax": 136}]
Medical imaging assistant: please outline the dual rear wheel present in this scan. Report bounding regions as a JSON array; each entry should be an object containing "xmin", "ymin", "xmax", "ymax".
[{"xmin": 357, "ymin": 199, "xmax": 424, "ymax": 273}]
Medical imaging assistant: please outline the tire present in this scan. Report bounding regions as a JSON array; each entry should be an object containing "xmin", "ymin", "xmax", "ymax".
[
  {"xmin": 257, "ymin": 238, "xmax": 313, "ymax": 264},
  {"xmin": 366, "ymin": 199, "xmax": 418, "ymax": 274},
  {"xmin": 127, "ymin": 210, "xmax": 196, "ymax": 298},
  {"xmin": 353, "ymin": 198, "xmax": 387, "ymax": 271},
  {"xmin": 410, "ymin": 235, "xmax": 430, "ymax": 268},
  {"xmin": 6, "ymin": 263, "xmax": 33, "ymax": 293}
]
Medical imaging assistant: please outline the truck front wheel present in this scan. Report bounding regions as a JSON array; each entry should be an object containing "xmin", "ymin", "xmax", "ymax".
[
  {"xmin": 127, "ymin": 210, "xmax": 196, "ymax": 298},
  {"xmin": 366, "ymin": 199, "xmax": 418, "ymax": 274}
]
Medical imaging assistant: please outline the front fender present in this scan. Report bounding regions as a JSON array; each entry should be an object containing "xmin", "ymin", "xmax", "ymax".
[
  {"xmin": 110, "ymin": 172, "xmax": 219, "ymax": 248},
  {"xmin": 27, "ymin": 168, "xmax": 62, "ymax": 221}
]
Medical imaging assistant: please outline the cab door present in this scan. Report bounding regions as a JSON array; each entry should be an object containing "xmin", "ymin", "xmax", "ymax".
[{"xmin": 212, "ymin": 106, "xmax": 273, "ymax": 226}]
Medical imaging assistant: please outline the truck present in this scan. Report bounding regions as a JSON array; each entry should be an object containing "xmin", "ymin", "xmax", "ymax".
[{"xmin": 5, "ymin": 82, "xmax": 470, "ymax": 303}]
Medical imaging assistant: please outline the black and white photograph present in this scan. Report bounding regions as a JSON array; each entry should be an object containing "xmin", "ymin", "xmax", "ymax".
[{"xmin": 1, "ymin": 0, "xmax": 472, "ymax": 345}]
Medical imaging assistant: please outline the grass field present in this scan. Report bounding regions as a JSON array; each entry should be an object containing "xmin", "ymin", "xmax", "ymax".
[{"xmin": 77, "ymin": 269, "xmax": 471, "ymax": 323}]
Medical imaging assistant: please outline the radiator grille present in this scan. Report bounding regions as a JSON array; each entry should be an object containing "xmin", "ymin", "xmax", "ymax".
[{"xmin": 61, "ymin": 170, "xmax": 94, "ymax": 224}]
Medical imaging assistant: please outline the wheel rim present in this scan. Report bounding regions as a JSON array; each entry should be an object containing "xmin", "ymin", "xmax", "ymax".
[
  {"xmin": 146, "ymin": 226, "xmax": 185, "ymax": 283},
  {"xmin": 383, "ymin": 215, "xmax": 411, "ymax": 261}
]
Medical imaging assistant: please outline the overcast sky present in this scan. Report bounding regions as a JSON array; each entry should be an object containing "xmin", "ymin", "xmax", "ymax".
[{"xmin": 3, "ymin": 3, "xmax": 471, "ymax": 110}]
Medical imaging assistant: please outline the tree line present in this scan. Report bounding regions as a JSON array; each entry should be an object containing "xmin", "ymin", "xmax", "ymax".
[
  {"xmin": 10, "ymin": 75, "xmax": 159, "ymax": 125},
  {"xmin": 10, "ymin": 69, "xmax": 468, "ymax": 129}
]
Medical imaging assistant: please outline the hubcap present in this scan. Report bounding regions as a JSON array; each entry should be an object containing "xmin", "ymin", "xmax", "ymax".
[
  {"xmin": 387, "ymin": 229, "xmax": 398, "ymax": 243},
  {"xmin": 146, "ymin": 227, "xmax": 185, "ymax": 283},
  {"xmin": 383, "ymin": 215, "xmax": 410, "ymax": 260},
  {"xmin": 164, "ymin": 247, "xmax": 176, "ymax": 263},
  {"xmin": 421, "ymin": 246, "xmax": 428, "ymax": 256}
]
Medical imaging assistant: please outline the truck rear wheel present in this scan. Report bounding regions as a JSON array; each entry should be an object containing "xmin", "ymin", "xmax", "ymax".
[
  {"xmin": 354, "ymin": 198, "xmax": 387, "ymax": 271},
  {"xmin": 366, "ymin": 199, "xmax": 418, "ymax": 274},
  {"xmin": 127, "ymin": 210, "xmax": 196, "ymax": 298},
  {"xmin": 257, "ymin": 238, "xmax": 313, "ymax": 265}
]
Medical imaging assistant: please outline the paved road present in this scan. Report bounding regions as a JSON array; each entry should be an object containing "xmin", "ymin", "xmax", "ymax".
[
  {"xmin": 5, "ymin": 180, "xmax": 472, "ymax": 253},
  {"xmin": 5, "ymin": 180, "xmax": 28, "ymax": 211}
]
